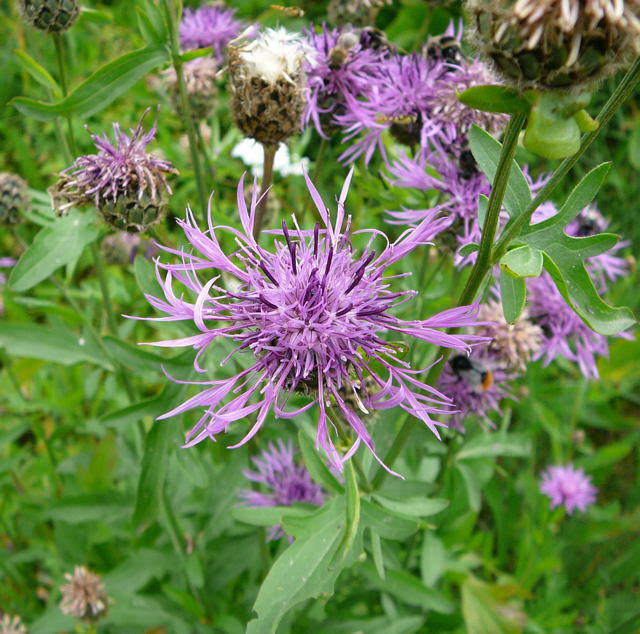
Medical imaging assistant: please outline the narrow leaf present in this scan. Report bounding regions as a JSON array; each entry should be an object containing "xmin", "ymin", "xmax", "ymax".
[
  {"xmin": 458, "ymin": 85, "xmax": 529, "ymax": 114},
  {"xmin": 336, "ymin": 460, "xmax": 360, "ymax": 561},
  {"xmin": 373, "ymin": 494, "xmax": 449, "ymax": 518},
  {"xmin": 14, "ymin": 49, "xmax": 62, "ymax": 99},
  {"xmin": 499, "ymin": 270, "xmax": 526, "ymax": 324},
  {"xmin": 369, "ymin": 529, "xmax": 385, "ymax": 580}
]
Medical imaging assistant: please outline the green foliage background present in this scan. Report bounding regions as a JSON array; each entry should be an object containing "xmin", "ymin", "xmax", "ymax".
[{"xmin": 0, "ymin": 1, "xmax": 639, "ymax": 633}]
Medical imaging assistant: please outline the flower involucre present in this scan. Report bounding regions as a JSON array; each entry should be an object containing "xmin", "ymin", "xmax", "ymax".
[
  {"xmin": 139, "ymin": 171, "xmax": 487, "ymax": 474},
  {"xmin": 540, "ymin": 463, "xmax": 597, "ymax": 514}
]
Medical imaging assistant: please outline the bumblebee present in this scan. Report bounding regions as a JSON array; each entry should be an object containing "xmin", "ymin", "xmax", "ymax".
[
  {"xmin": 426, "ymin": 35, "xmax": 464, "ymax": 67},
  {"xmin": 270, "ymin": 5, "xmax": 305, "ymax": 17},
  {"xmin": 358, "ymin": 27, "xmax": 396, "ymax": 54},
  {"xmin": 328, "ymin": 32, "xmax": 359, "ymax": 70},
  {"xmin": 450, "ymin": 354, "xmax": 494, "ymax": 391}
]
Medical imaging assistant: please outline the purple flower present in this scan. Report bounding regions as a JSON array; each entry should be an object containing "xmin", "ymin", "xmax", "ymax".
[
  {"xmin": 0, "ymin": 257, "xmax": 15, "ymax": 316},
  {"xmin": 540, "ymin": 464, "xmax": 597, "ymax": 514},
  {"xmin": 238, "ymin": 439, "xmax": 325, "ymax": 539},
  {"xmin": 179, "ymin": 2, "xmax": 244, "ymax": 61},
  {"xmin": 527, "ymin": 273, "xmax": 611, "ymax": 379},
  {"xmin": 52, "ymin": 110, "xmax": 176, "ymax": 216},
  {"xmin": 438, "ymin": 348, "xmax": 511, "ymax": 431},
  {"xmin": 137, "ymin": 170, "xmax": 488, "ymax": 475},
  {"xmin": 303, "ymin": 24, "xmax": 387, "ymax": 137}
]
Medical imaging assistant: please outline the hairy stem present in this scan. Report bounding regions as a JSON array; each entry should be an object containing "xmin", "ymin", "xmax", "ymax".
[{"xmin": 253, "ymin": 143, "xmax": 277, "ymax": 240}]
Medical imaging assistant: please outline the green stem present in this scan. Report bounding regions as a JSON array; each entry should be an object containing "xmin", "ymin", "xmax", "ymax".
[
  {"xmin": 91, "ymin": 242, "xmax": 118, "ymax": 334},
  {"xmin": 52, "ymin": 32, "xmax": 76, "ymax": 155},
  {"xmin": 163, "ymin": 0, "xmax": 208, "ymax": 215},
  {"xmin": 253, "ymin": 143, "xmax": 277, "ymax": 240},
  {"xmin": 493, "ymin": 56, "xmax": 640, "ymax": 263}
]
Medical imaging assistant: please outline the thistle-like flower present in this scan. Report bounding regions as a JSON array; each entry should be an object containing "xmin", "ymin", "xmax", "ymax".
[
  {"xmin": 438, "ymin": 349, "xmax": 510, "ymax": 431},
  {"xmin": 228, "ymin": 28, "xmax": 309, "ymax": 146},
  {"xmin": 303, "ymin": 25, "xmax": 388, "ymax": 137},
  {"xmin": 0, "ymin": 614, "xmax": 27, "ymax": 634},
  {"xmin": 179, "ymin": 2, "xmax": 244, "ymax": 62},
  {"xmin": 238, "ymin": 439, "xmax": 325, "ymax": 539},
  {"xmin": 51, "ymin": 110, "xmax": 177, "ymax": 233},
  {"xmin": 59, "ymin": 566, "xmax": 109, "ymax": 623},
  {"xmin": 468, "ymin": 0, "xmax": 640, "ymax": 90},
  {"xmin": 327, "ymin": 0, "xmax": 390, "ymax": 28},
  {"xmin": 162, "ymin": 57, "xmax": 219, "ymax": 122},
  {"xmin": 137, "ymin": 171, "xmax": 487, "ymax": 474},
  {"xmin": 477, "ymin": 300, "xmax": 542, "ymax": 372},
  {"xmin": 18, "ymin": 0, "xmax": 79, "ymax": 33},
  {"xmin": 540, "ymin": 463, "xmax": 597, "ymax": 514},
  {"xmin": 0, "ymin": 172, "xmax": 29, "ymax": 226}
]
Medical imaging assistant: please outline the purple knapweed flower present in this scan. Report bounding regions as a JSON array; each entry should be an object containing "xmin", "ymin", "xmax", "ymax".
[
  {"xmin": 138, "ymin": 170, "xmax": 488, "ymax": 475},
  {"xmin": 51, "ymin": 110, "xmax": 177, "ymax": 218},
  {"xmin": 438, "ymin": 348, "xmax": 510, "ymax": 432},
  {"xmin": 303, "ymin": 24, "xmax": 387, "ymax": 138},
  {"xmin": 238, "ymin": 439, "xmax": 325, "ymax": 539},
  {"xmin": 540, "ymin": 463, "xmax": 597, "ymax": 514},
  {"xmin": 179, "ymin": 2, "xmax": 244, "ymax": 61}
]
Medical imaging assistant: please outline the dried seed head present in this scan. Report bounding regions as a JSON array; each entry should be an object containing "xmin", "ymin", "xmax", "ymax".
[
  {"xmin": 18, "ymin": 0, "xmax": 79, "ymax": 32},
  {"xmin": 228, "ymin": 28, "xmax": 309, "ymax": 146},
  {"xmin": 0, "ymin": 614, "xmax": 27, "ymax": 634},
  {"xmin": 59, "ymin": 566, "xmax": 109, "ymax": 624},
  {"xmin": 467, "ymin": 0, "xmax": 640, "ymax": 90},
  {"xmin": 162, "ymin": 57, "xmax": 219, "ymax": 122},
  {"xmin": 477, "ymin": 300, "xmax": 543, "ymax": 372},
  {"xmin": 327, "ymin": 0, "xmax": 390, "ymax": 27},
  {"xmin": 0, "ymin": 173, "xmax": 29, "ymax": 226}
]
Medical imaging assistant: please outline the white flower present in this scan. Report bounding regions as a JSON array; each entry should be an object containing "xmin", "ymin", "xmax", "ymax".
[{"xmin": 231, "ymin": 138, "xmax": 310, "ymax": 177}]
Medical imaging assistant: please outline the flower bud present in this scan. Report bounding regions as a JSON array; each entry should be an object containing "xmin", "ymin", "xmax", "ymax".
[
  {"xmin": 228, "ymin": 28, "xmax": 308, "ymax": 146},
  {"xmin": 0, "ymin": 173, "xmax": 29, "ymax": 226},
  {"xmin": 18, "ymin": 0, "xmax": 79, "ymax": 33},
  {"xmin": 467, "ymin": 0, "xmax": 640, "ymax": 90}
]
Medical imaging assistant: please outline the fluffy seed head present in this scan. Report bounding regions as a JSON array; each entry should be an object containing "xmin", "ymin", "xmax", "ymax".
[
  {"xmin": 478, "ymin": 300, "xmax": 542, "ymax": 371},
  {"xmin": 50, "ymin": 110, "xmax": 177, "ymax": 233},
  {"xmin": 19, "ymin": 0, "xmax": 79, "ymax": 32},
  {"xmin": 228, "ymin": 28, "xmax": 309, "ymax": 146},
  {"xmin": 0, "ymin": 173, "xmax": 29, "ymax": 226},
  {"xmin": 540, "ymin": 463, "xmax": 597, "ymax": 514},
  {"xmin": 238, "ymin": 439, "xmax": 325, "ymax": 539},
  {"xmin": 468, "ymin": 0, "xmax": 640, "ymax": 90},
  {"xmin": 135, "ymin": 171, "xmax": 488, "ymax": 474},
  {"xmin": 163, "ymin": 57, "xmax": 219, "ymax": 122},
  {"xmin": 59, "ymin": 566, "xmax": 109, "ymax": 623}
]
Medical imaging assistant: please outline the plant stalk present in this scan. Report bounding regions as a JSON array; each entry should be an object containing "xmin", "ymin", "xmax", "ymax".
[
  {"xmin": 253, "ymin": 143, "xmax": 277, "ymax": 240},
  {"xmin": 52, "ymin": 32, "xmax": 76, "ymax": 155}
]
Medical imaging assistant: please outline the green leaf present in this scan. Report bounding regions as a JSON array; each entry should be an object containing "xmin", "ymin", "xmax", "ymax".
[
  {"xmin": 134, "ymin": 253, "xmax": 162, "ymax": 298},
  {"xmin": 499, "ymin": 245, "xmax": 543, "ymax": 278},
  {"xmin": 11, "ymin": 46, "xmax": 169, "ymax": 122},
  {"xmin": 101, "ymin": 382, "xmax": 182, "ymax": 426},
  {"xmin": 0, "ymin": 324, "xmax": 111, "ymax": 369},
  {"xmin": 132, "ymin": 420, "xmax": 174, "ymax": 531},
  {"xmin": 102, "ymin": 336, "xmax": 191, "ymax": 374},
  {"xmin": 45, "ymin": 493, "xmax": 131, "ymax": 522},
  {"xmin": 9, "ymin": 209, "xmax": 99, "ymax": 292},
  {"xmin": 499, "ymin": 269, "xmax": 526, "ymax": 324},
  {"xmin": 469, "ymin": 125, "xmax": 531, "ymax": 220},
  {"xmin": 456, "ymin": 432, "xmax": 531, "ymax": 460},
  {"xmin": 477, "ymin": 194, "xmax": 489, "ymax": 229},
  {"xmin": 298, "ymin": 430, "xmax": 344, "ymax": 494},
  {"xmin": 179, "ymin": 47, "xmax": 214, "ymax": 62},
  {"xmin": 458, "ymin": 85, "xmax": 530, "ymax": 114},
  {"xmin": 231, "ymin": 505, "xmax": 314, "ymax": 527},
  {"xmin": 336, "ymin": 460, "xmax": 360, "ymax": 561},
  {"xmin": 14, "ymin": 49, "xmax": 62, "ymax": 99},
  {"xmin": 136, "ymin": 0, "xmax": 169, "ymax": 46},
  {"xmin": 519, "ymin": 164, "xmax": 635, "ymax": 335},
  {"xmin": 629, "ymin": 118, "xmax": 640, "ymax": 170},
  {"xmin": 361, "ymin": 562, "xmax": 454, "ymax": 613},
  {"xmin": 247, "ymin": 498, "xmax": 357, "ymax": 634},
  {"xmin": 360, "ymin": 499, "xmax": 418, "ymax": 541},
  {"xmin": 373, "ymin": 494, "xmax": 449, "ymax": 518},
  {"xmin": 369, "ymin": 528, "xmax": 385, "ymax": 580},
  {"xmin": 458, "ymin": 242, "xmax": 479, "ymax": 257},
  {"xmin": 420, "ymin": 531, "xmax": 446, "ymax": 587}
]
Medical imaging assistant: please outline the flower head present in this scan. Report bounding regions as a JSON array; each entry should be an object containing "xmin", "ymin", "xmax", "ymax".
[
  {"xmin": 179, "ymin": 2, "xmax": 244, "ymax": 61},
  {"xmin": 228, "ymin": 28, "xmax": 309, "ymax": 145},
  {"xmin": 163, "ymin": 57, "xmax": 219, "ymax": 122},
  {"xmin": 59, "ymin": 566, "xmax": 109, "ymax": 623},
  {"xmin": 51, "ymin": 110, "xmax": 177, "ymax": 232},
  {"xmin": 19, "ymin": 0, "xmax": 79, "ymax": 33},
  {"xmin": 540, "ymin": 463, "xmax": 597, "ymax": 514},
  {"xmin": 0, "ymin": 172, "xmax": 29, "ymax": 226},
  {"xmin": 0, "ymin": 614, "xmax": 27, "ymax": 634},
  {"xmin": 303, "ymin": 25, "xmax": 388, "ymax": 137},
  {"xmin": 238, "ymin": 439, "xmax": 325, "ymax": 539},
  {"xmin": 438, "ymin": 349, "xmax": 510, "ymax": 431},
  {"xmin": 137, "ymin": 171, "xmax": 487, "ymax": 474}
]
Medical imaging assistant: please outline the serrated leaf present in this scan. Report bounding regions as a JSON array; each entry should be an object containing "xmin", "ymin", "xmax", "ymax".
[
  {"xmin": 519, "ymin": 164, "xmax": 635, "ymax": 335},
  {"xmin": 9, "ymin": 209, "xmax": 99, "ymax": 292},
  {"xmin": 469, "ymin": 126, "xmax": 531, "ymax": 219},
  {"xmin": 14, "ymin": 49, "xmax": 62, "ymax": 99},
  {"xmin": 500, "ymin": 245, "xmax": 543, "ymax": 278},
  {"xmin": 132, "ymin": 420, "xmax": 174, "ymax": 531},
  {"xmin": 11, "ymin": 46, "xmax": 169, "ymax": 122},
  {"xmin": 373, "ymin": 494, "xmax": 449, "ymax": 518},
  {"xmin": 499, "ymin": 270, "xmax": 526, "ymax": 324},
  {"xmin": 458, "ymin": 85, "xmax": 530, "ymax": 114},
  {"xmin": 247, "ymin": 498, "xmax": 354, "ymax": 634}
]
